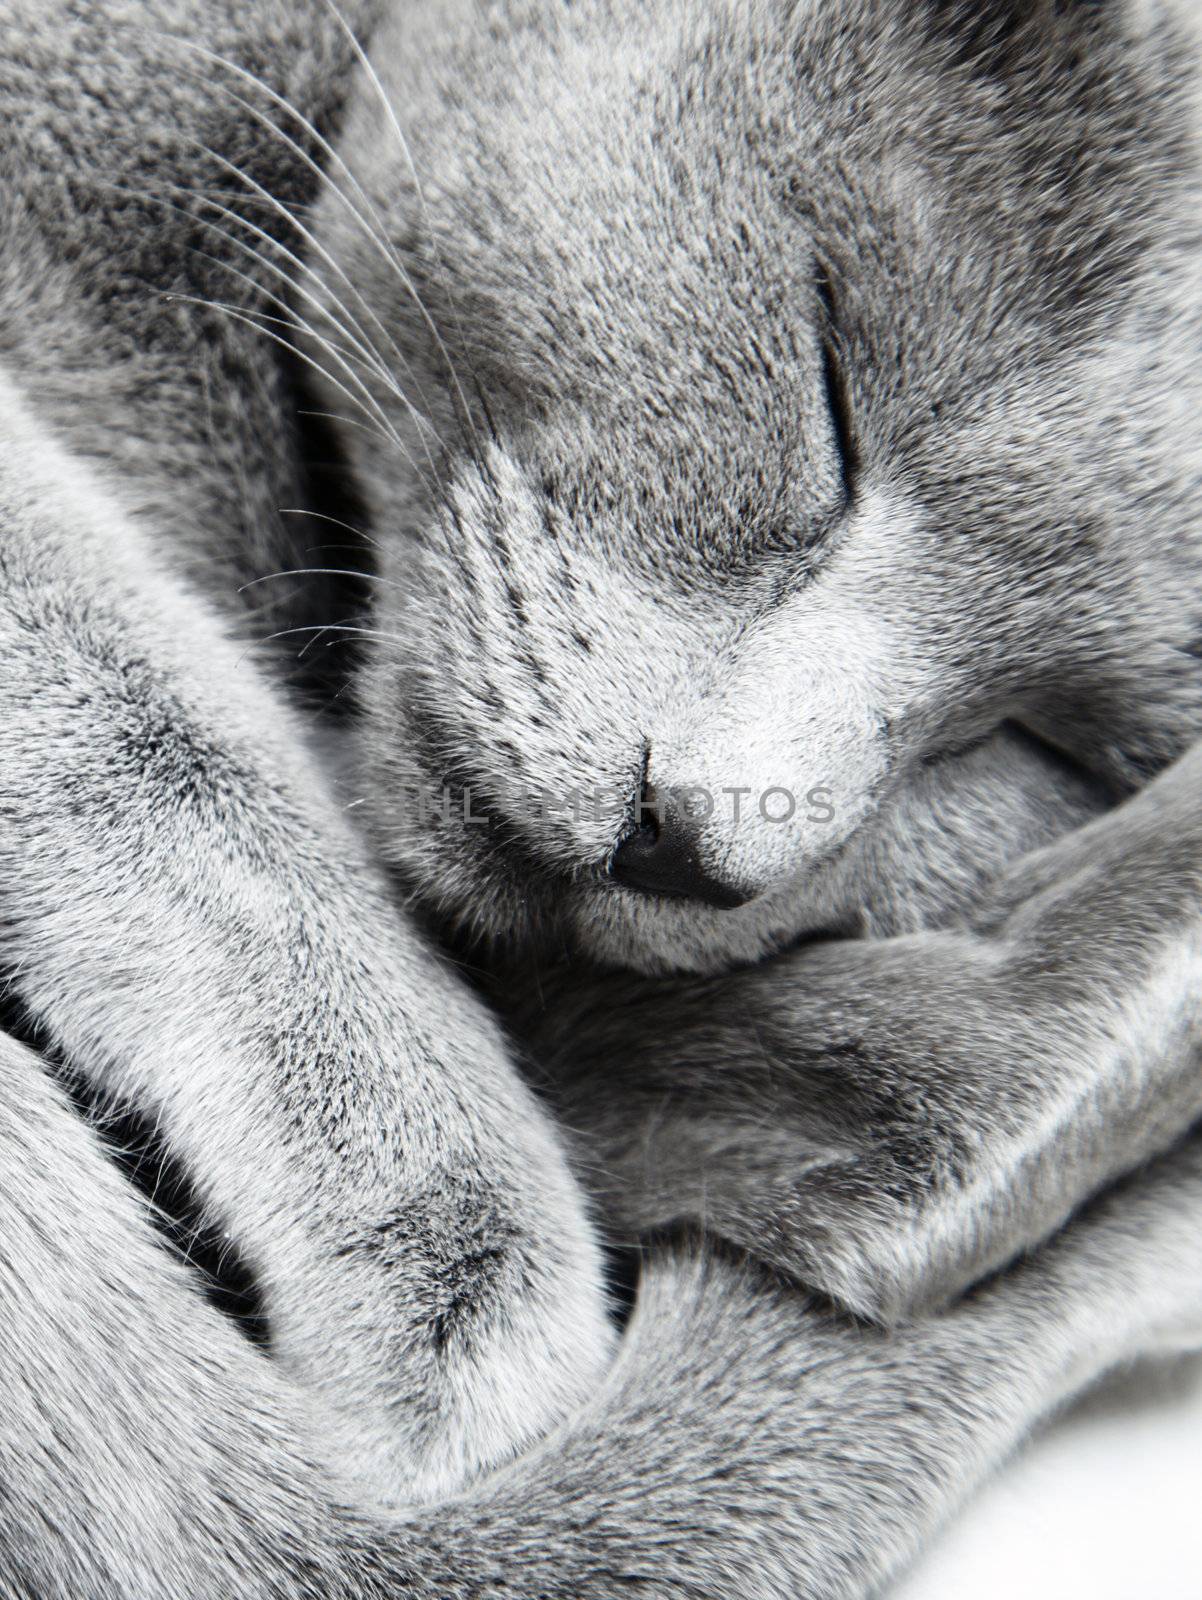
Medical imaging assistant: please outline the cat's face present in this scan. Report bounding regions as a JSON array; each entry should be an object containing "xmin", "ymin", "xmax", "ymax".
[{"xmin": 316, "ymin": 0, "xmax": 1195, "ymax": 973}]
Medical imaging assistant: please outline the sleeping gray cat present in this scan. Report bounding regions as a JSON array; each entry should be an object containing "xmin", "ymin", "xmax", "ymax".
[{"xmin": 0, "ymin": 0, "xmax": 1200, "ymax": 1596}]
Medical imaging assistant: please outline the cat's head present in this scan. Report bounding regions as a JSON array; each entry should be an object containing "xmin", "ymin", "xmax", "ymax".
[{"xmin": 312, "ymin": 0, "xmax": 1199, "ymax": 973}]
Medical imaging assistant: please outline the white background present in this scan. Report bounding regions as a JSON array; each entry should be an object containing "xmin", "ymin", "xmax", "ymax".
[{"xmin": 891, "ymin": 1351, "xmax": 1202, "ymax": 1598}]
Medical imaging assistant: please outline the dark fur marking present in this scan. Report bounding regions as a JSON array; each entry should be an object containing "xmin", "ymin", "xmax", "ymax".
[{"xmin": 335, "ymin": 1181, "xmax": 528, "ymax": 1355}]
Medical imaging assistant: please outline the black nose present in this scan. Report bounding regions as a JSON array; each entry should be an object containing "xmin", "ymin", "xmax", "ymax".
[{"xmin": 609, "ymin": 798, "xmax": 752, "ymax": 910}]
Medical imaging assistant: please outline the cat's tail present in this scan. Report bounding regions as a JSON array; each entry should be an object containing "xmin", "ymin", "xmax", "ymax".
[{"xmin": 2, "ymin": 1027, "xmax": 1199, "ymax": 1600}]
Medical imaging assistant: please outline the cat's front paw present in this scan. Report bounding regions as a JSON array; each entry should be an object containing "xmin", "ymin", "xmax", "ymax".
[
  {"xmin": 270, "ymin": 1144, "xmax": 616, "ymax": 1505},
  {"xmin": 546, "ymin": 931, "xmax": 1054, "ymax": 1327},
  {"xmin": 237, "ymin": 963, "xmax": 618, "ymax": 1508}
]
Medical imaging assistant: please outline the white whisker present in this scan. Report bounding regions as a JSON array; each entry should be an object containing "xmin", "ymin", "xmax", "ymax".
[
  {"xmin": 183, "ymin": 187, "xmax": 414, "ymax": 404},
  {"xmin": 318, "ymin": 1, "xmax": 485, "ymax": 449},
  {"xmin": 278, "ymin": 507, "xmax": 381, "ymax": 550},
  {"xmin": 199, "ymin": 85, "xmax": 442, "ymax": 445},
  {"xmin": 185, "ymin": 244, "xmax": 436, "ymax": 492},
  {"xmin": 156, "ymin": 36, "xmax": 456, "ymax": 459},
  {"xmin": 262, "ymin": 622, "xmax": 411, "ymax": 647},
  {"xmin": 101, "ymin": 176, "xmax": 430, "ymax": 480},
  {"xmin": 240, "ymin": 567, "xmax": 406, "ymax": 595},
  {"xmin": 165, "ymin": 291, "xmax": 404, "ymax": 459},
  {"xmin": 178, "ymin": 136, "xmax": 444, "ymax": 481},
  {"xmin": 295, "ymin": 407, "xmax": 391, "ymax": 440}
]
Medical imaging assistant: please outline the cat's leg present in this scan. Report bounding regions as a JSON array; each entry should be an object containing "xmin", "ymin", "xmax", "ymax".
[
  {"xmin": 0, "ymin": 1028, "xmax": 346, "ymax": 1599},
  {"xmin": 0, "ymin": 372, "xmax": 612, "ymax": 1503},
  {"xmin": 465, "ymin": 1133, "xmax": 1202, "ymax": 1600},
  {"xmin": 544, "ymin": 736, "xmax": 1202, "ymax": 1325},
  {"xmin": 4, "ymin": 1019, "xmax": 1201, "ymax": 1600}
]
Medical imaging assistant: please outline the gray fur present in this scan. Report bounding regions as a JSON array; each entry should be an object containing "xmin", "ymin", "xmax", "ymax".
[
  {"xmin": 0, "ymin": 365, "xmax": 614, "ymax": 1505},
  {"xmin": 332, "ymin": 0, "xmax": 1202, "ymax": 1329},
  {"xmin": 4, "ymin": 1021, "xmax": 1201, "ymax": 1599},
  {"xmin": 0, "ymin": 0, "xmax": 1200, "ymax": 1595}
]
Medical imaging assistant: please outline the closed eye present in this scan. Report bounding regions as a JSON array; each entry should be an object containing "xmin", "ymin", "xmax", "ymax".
[{"xmin": 815, "ymin": 266, "xmax": 859, "ymax": 509}]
